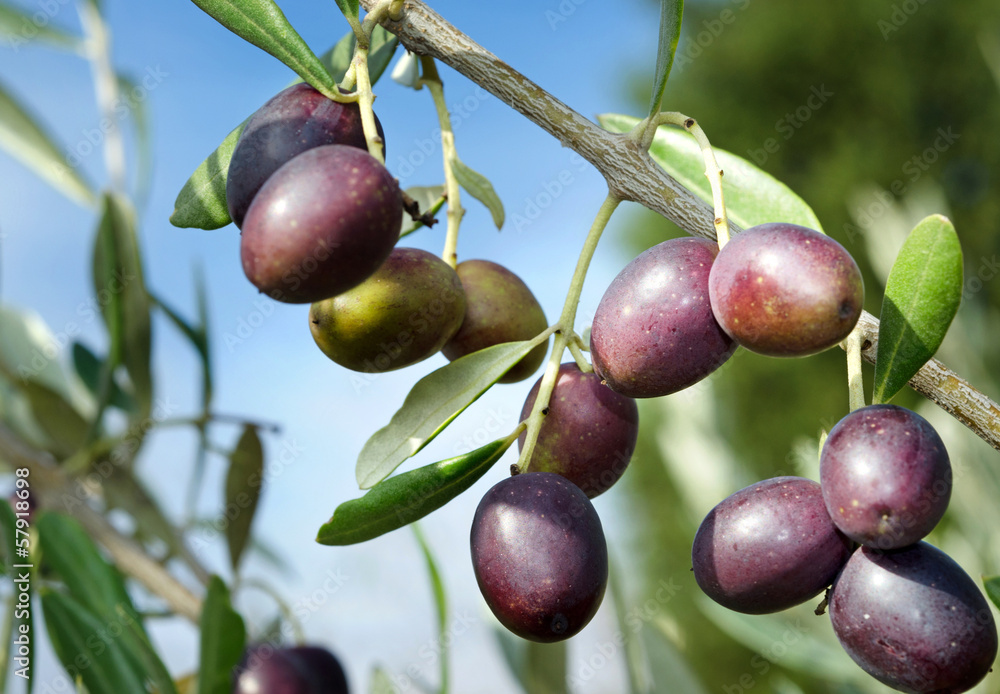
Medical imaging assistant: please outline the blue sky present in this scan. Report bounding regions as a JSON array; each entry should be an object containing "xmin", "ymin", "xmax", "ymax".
[{"xmin": 0, "ymin": 0, "xmax": 682, "ymax": 690}]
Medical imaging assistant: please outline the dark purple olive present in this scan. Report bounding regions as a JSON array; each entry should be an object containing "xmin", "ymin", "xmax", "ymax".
[
  {"xmin": 227, "ymin": 83, "xmax": 384, "ymax": 229},
  {"xmin": 470, "ymin": 472, "xmax": 608, "ymax": 642},
  {"xmin": 708, "ymin": 223, "xmax": 864, "ymax": 357},
  {"xmin": 441, "ymin": 259, "xmax": 549, "ymax": 384},
  {"xmin": 232, "ymin": 644, "xmax": 349, "ymax": 694},
  {"xmin": 240, "ymin": 145, "xmax": 401, "ymax": 304},
  {"xmin": 287, "ymin": 646, "xmax": 349, "ymax": 694},
  {"xmin": 821, "ymin": 404, "xmax": 951, "ymax": 550},
  {"xmin": 691, "ymin": 476, "xmax": 853, "ymax": 614},
  {"xmin": 590, "ymin": 237, "xmax": 737, "ymax": 397},
  {"xmin": 830, "ymin": 543, "xmax": 998, "ymax": 693},
  {"xmin": 518, "ymin": 363, "xmax": 638, "ymax": 497}
]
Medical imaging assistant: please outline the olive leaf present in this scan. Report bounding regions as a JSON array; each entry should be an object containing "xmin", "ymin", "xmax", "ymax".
[
  {"xmin": 319, "ymin": 437, "xmax": 510, "ymax": 545},
  {"xmin": 197, "ymin": 576, "xmax": 247, "ymax": 694},
  {"xmin": 0, "ymin": 1, "xmax": 81, "ymax": 51},
  {"xmin": 224, "ymin": 425, "xmax": 264, "ymax": 572},
  {"xmin": 599, "ymin": 113, "xmax": 823, "ymax": 232},
  {"xmin": 649, "ymin": 0, "xmax": 684, "ymax": 116},
  {"xmin": 450, "ymin": 156, "xmax": 505, "ymax": 230},
  {"xmin": 494, "ymin": 627, "xmax": 568, "ymax": 694},
  {"xmin": 873, "ymin": 214, "xmax": 963, "ymax": 404},
  {"xmin": 984, "ymin": 576, "xmax": 1000, "ymax": 611}
]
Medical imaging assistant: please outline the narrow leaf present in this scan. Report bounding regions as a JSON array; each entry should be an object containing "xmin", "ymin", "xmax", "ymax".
[
  {"xmin": 400, "ymin": 184, "xmax": 445, "ymax": 236},
  {"xmin": 0, "ymin": 1, "xmax": 81, "ymax": 51},
  {"xmin": 116, "ymin": 73, "xmax": 153, "ymax": 208},
  {"xmin": 71, "ymin": 342, "xmax": 137, "ymax": 413},
  {"xmin": 648, "ymin": 0, "xmax": 684, "ymax": 116},
  {"xmin": 985, "ymin": 576, "xmax": 1000, "ymax": 611},
  {"xmin": 188, "ymin": 0, "xmax": 338, "ymax": 97},
  {"xmin": 645, "ymin": 622, "xmax": 709, "ymax": 694},
  {"xmin": 495, "ymin": 629, "xmax": 568, "ymax": 694},
  {"xmin": 873, "ymin": 214, "xmax": 963, "ymax": 403},
  {"xmin": 170, "ymin": 122, "xmax": 244, "ymax": 229},
  {"xmin": 41, "ymin": 591, "xmax": 148, "ymax": 694},
  {"xmin": 0, "ymin": 79, "xmax": 96, "ymax": 207},
  {"xmin": 319, "ymin": 438, "xmax": 510, "ymax": 545},
  {"xmin": 333, "ymin": 0, "xmax": 359, "ymax": 21},
  {"xmin": 22, "ymin": 379, "xmax": 89, "ymax": 457},
  {"xmin": 224, "ymin": 425, "xmax": 264, "ymax": 571},
  {"xmin": 356, "ymin": 333, "xmax": 549, "ymax": 488},
  {"xmin": 369, "ymin": 667, "xmax": 396, "ymax": 694},
  {"xmin": 92, "ymin": 192, "xmax": 153, "ymax": 417},
  {"xmin": 608, "ymin": 561, "xmax": 645, "ymax": 694},
  {"xmin": 197, "ymin": 576, "xmax": 247, "ymax": 694},
  {"xmin": 599, "ymin": 113, "xmax": 823, "ymax": 232},
  {"xmin": 412, "ymin": 524, "xmax": 449, "ymax": 693},
  {"xmin": 450, "ymin": 156, "xmax": 505, "ymax": 230}
]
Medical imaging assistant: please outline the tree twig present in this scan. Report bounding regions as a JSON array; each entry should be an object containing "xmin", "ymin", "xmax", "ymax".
[{"xmin": 360, "ymin": 0, "xmax": 1000, "ymax": 453}]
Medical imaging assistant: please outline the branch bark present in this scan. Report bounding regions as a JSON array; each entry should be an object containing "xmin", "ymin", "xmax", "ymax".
[
  {"xmin": 0, "ymin": 424, "xmax": 203, "ymax": 623},
  {"xmin": 364, "ymin": 0, "xmax": 1000, "ymax": 452}
]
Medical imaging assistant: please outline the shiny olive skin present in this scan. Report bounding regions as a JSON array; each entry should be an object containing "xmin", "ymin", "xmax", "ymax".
[
  {"xmin": 821, "ymin": 404, "xmax": 951, "ymax": 550},
  {"xmin": 227, "ymin": 83, "xmax": 384, "ymax": 229},
  {"xmin": 232, "ymin": 644, "xmax": 349, "ymax": 694},
  {"xmin": 470, "ymin": 472, "xmax": 608, "ymax": 643},
  {"xmin": 241, "ymin": 145, "xmax": 401, "ymax": 304},
  {"xmin": 830, "ymin": 543, "xmax": 998, "ymax": 694},
  {"xmin": 441, "ymin": 259, "xmax": 549, "ymax": 383},
  {"xmin": 692, "ymin": 476, "xmax": 853, "ymax": 614},
  {"xmin": 309, "ymin": 247, "xmax": 465, "ymax": 372},
  {"xmin": 708, "ymin": 223, "xmax": 864, "ymax": 357},
  {"xmin": 518, "ymin": 363, "xmax": 639, "ymax": 498},
  {"xmin": 590, "ymin": 237, "xmax": 736, "ymax": 397}
]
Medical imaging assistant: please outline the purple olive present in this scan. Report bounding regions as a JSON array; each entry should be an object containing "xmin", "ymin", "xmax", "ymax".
[
  {"xmin": 232, "ymin": 644, "xmax": 350, "ymax": 694},
  {"xmin": 518, "ymin": 363, "xmax": 639, "ymax": 498},
  {"xmin": 227, "ymin": 83, "xmax": 383, "ymax": 229},
  {"xmin": 830, "ymin": 543, "xmax": 997, "ymax": 693},
  {"xmin": 821, "ymin": 404, "xmax": 951, "ymax": 550},
  {"xmin": 240, "ymin": 145, "xmax": 401, "ymax": 304},
  {"xmin": 708, "ymin": 223, "xmax": 864, "ymax": 357},
  {"xmin": 441, "ymin": 259, "xmax": 549, "ymax": 384},
  {"xmin": 470, "ymin": 472, "xmax": 608, "ymax": 642},
  {"xmin": 692, "ymin": 476, "xmax": 853, "ymax": 614},
  {"xmin": 590, "ymin": 237, "xmax": 736, "ymax": 397}
]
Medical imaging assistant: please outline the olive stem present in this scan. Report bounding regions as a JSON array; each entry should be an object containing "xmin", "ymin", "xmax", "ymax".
[
  {"xmin": 518, "ymin": 193, "xmax": 622, "ymax": 472},
  {"xmin": 418, "ymin": 57, "xmax": 464, "ymax": 268},
  {"xmin": 352, "ymin": 46, "xmax": 385, "ymax": 164},
  {"xmin": 845, "ymin": 325, "xmax": 866, "ymax": 412},
  {"xmin": 653, "ymin": 112, "xmax": 730, "ymax": 248},
  {"xmin": 567, "ymin": 338, "xmax": 592, "ymax": 373}
]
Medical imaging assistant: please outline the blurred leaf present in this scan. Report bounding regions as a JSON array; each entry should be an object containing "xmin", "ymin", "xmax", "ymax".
[
  {"xmin": 0, "ymin": 499, "xmax": 17, "ymax": 576},
  {"xmin": 224, "ymin": 426, "xmax": 263, "ymax": 572},
  {"xmin": 333, "ymin": 0, "xmax": 359, "ymax": 21},
  {"xmin": 599, "ymin": 113, "xmax": 823, "ymax": 232},
  {"xmin": 41, "ymin": 591, "xmax": 149, "ymax": 694},
  {"xmin": 450, "ymin": 157, "xmax": 504, "ymax": 230},
  {"xmin": 494, "ymin": 627, "xmax": 567, "ymax": 694},
  {"xmin": 401, "ymin": 185, "xmax": 445, "ymax": 236},
  {"xmin": 170, "ymin": 27, "xmax": 396, "ymax": 231},
  {"xmin": 71, "ymin": 342, "xmax": 137, "ymax": 413},
  {"xmin": 645, "ymin": 620, "xmax": 709, "ymax": 694},
  {"xmin": 92, "ymin": 192, "xmax": 153, "ymax": 418},
  {"xmin": 169, "ymin": 122, "xmax": 244, "ymax": 229},
  {"xmin": 149, "ymin": 288, "xmax": 211, "ymax": 407},
  {"xmin": 0, "ymin": 1, "xmax": 80, "ymax": 51},
  {"xmin": 188, "ymin": 0, "xmax": 337, "ymax": 97},
  {"xmin": 984, "ymin": 576, "xmax": 1000, "ymax": 611},
  {"xmin": 116, "ymin": 73, "xmax": 153, "ymax": 209},
  {"xmin": 356, "ymin": 334, "xmax": 548, "ymax": 488},
  {"xmin": 369, "ymin": 667, "xmax": 396, "ymax": 694},
  {"xmin": 648, "ymin": 0, "xmax": 684, "ymax": 116},
  {"xmin": 412, "ymin": 524, "xmax": 449, "ymax": 692},
  {"xmin": 608, "ymin": 561, "xmax": 644, "ymax": 694},
  {"xmin": 320, "ymin": 438, "xmax": 510, "ymax": 545},
  {"xmin": 0, "ymin": 79, "xmax": 96, "ymax": 207},
  {"xmin": 22, "ymin": 379, "xmax": 89, "ymax": 456},
  {"xmin": 873, "ymin": 214, "xmax": 963, "ymax": 404},
  {"xmin": 197, "ymin": 576, "xmax": 247, "ymax": 694}
]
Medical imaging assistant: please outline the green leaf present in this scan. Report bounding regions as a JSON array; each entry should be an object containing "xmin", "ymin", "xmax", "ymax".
[
  {"xmin": 189, "ymin": 0, "xmax": 337, "ymax": 97},
  {"xmin": 0, "ymin": 499, "xmax": 18, "ymax": 576},
  {"xmin": 648, "ymin": 0, "xmax": 684, "ymax": 116},
  {"xmin": 644, "ymin": 622, "xmax": 709, "ymax": 694},
  {"xmin": 0, "ymin": 79, "xmax": 96, "ymax": 207},
  {"xmin": 333, "ymin": 0, "xmax": 359, "ymax": 21},
  {"xmin": 984, "ymin": 576, "xmax": 1000, "ymax": 611},
  {"xmin": 356, "ymin": 333, "xmax": 549, "ymax": 488},
  {"xmin": 494, "ymin": 627, "xmax": 568, "ymax": 694},
  {"xmin": 197, "ymin": 576, "xmax": 247, "ymax": 694},
  {"xmin": 22, "ymin": 379, "xmax": 89, "ymax": 457},
  {"xmin": 92, "ymin": 192, "xmax": 153, "ymax": 418},
  {"xmin": 369, "ymin": 667, "xmax": 396, "ymax": 693},
  {"xmin": 116, "ymin": 73, "xmax": 153, "ymax": 209},
  {"xmin": 873, "ymin": 215, "xmax": 963, "ymax": 403},
  {"xmin": 71, "ymin": 342, "xmax": 137, "ymax": 413},
  {"xmin": 41, "ymin": 591, "xmax": 149, "ymax": 694},
  {"xmin": 608, "ymin": 561, "xmax": 644, "ymax": 694},
  {"xmin": 0, "ymin": 1, "xmax": 81, "ymax": 51},
  {"xmin": 450, "ymin": 156, "xmax": 505, "ymax": 230},
  {"xmin": 367, "ymin": 26, "xmax": 400, "ymax": 85},
  {"xmin": 598, "ymin": 113, "xmax": 823, "ymax": 232},
  {"xmin": 412, "ymin": 524, "xmax": 449, "ymax": 691},
  {"xmin": 224, "ymin": 425, "xmax": 264, "ymax": 572},
  {"xmin": 400, "ymin": 184, "xmax": 445, "ymax": 236},
  {"xmin": 319, "ymin": 437, "xmax": 511, "ymax": 545},
  {"xmin": 169, "ymin": 122, "xmax": 244, "ymax": 229}
]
